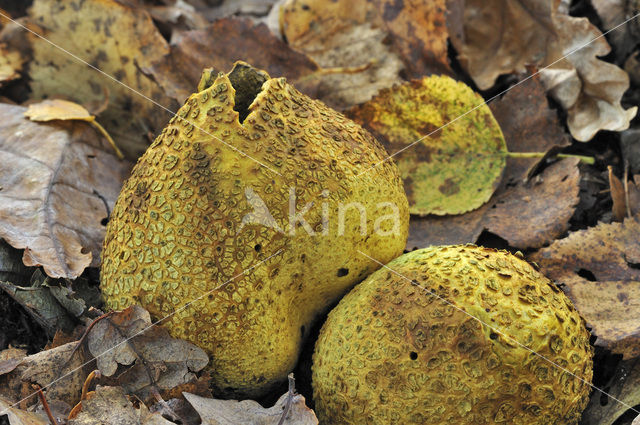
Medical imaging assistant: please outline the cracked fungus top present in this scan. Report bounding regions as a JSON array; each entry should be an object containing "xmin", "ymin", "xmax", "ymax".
[
  {"xmin": 100, "ymin": 61, "xmax": 409, "ymax": 397},
  {"xmin": 312, "ymin": 244, "xmax": 593, "ymax": 425}
]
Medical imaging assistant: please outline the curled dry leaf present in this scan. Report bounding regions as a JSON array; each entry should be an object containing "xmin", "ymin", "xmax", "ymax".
[
  {"xmin": 0, "ymin": 396, "xmax": 48, "ymax": 425},
  {"xmin": 145, "ymin": 17, "xmax": 319, "ymax": 105},
  {"xmin": 0, "ymin": 103, "xmax": 132, "ymax": 278},
  {"xmin": 86, "ymin": 305, "xmax": 208, "ymax": 400},
  {"xmin": 347, "ymin": 76, "xmax": 506, "ymax": 215},
  {"xmin": 448, "ymin": 0, "xmax": 556, "ymax": 90},
  {"xmin": 540, "ymin": 12, "xmax": 637, "ymax": 141},
  {"xmin": 27, "ymin": 0, "xmax": 176, "ymax": 159},
  {"xmin": 580, "ymin": 356, "xmax": 640, "ymax": 425},
  {"xmin": 450, "ymin": 0, "xmax": 637, "ymax": 141},
  {"xmin": 183, "ymin": 391, "xmax": 318, "ymax": 425},
  {"xmin": 407, "ymin": 76, "xmax": 579, "ymax": 249},
  {"xmin": 530, "ymin": 216, "xmax": 640, "ymax": 358},
  {"xmin": 68, "ymin": 385, "xmax": 174, "ymax": 425}
]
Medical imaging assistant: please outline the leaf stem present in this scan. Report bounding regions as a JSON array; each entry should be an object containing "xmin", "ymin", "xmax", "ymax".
[
  {"xmin": 88, "ymin": 119, "xmax": 124, "ymax": 160},
  {"xmin": 506, "ymin": 151, "xmax": 595, "ymax": 164}
]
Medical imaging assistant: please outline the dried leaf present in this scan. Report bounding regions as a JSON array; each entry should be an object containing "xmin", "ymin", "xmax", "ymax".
[
  {"xmin": 0, "ymin": 341, "xmax": 89, "ymax": 408},
  {"xmin": 145, "ymin": 17, "xmax": 319, "ymax": 104},
  {"xmin": 0, "ymin": 43, "xmax": 22, "ymax": 85},
  {"xmin": 485, "ymin": 157, "xmax": 581, "ymax": 248},
  {"xmin": 408, "ymin": 158, "xmax": 580, "ymax": 249},
  {"xmin": 530, "ymin": 216, "xmax": 640, "ymax": 358},
  {"xmin": 184, "ymin": 391, "xmax": 318, "ymax": 425},
  {"xmin": 148, "ymin": 0, "xmax": 209, "ymax": 32},
  {"xmin": 580, "ymin": 356, "xmax": 640, "ymax": 425},
  {"xmin": 68, "ymin": 385, "xmax": 174, "ymax": 425},
  {"xmin": 86, "ymin": 306, "xmax": 208, "ymax": 400},
  {"xmin": 24, "ymin": 99, "xmax": 93, "ymax": 122},
  {"xmin": 348, "ymin": 76, "xmax": 507, "ymax": 215},
  {"xmin": 0, "ymin": 396, "xmax": 48, "ymax": 425},
  {"xmin": 408, "ymin": 77, "xmax": 579, "ymax": 249},
  {"xmin": 450, "ymin": 0, "xmax": 637, "ymax": 141},
  {"xmin": 591, "ymin": 0, "xmax": 640, "ymax": 60},
  {"xmin": 27, "ymin": 0, "xmax": 176, "ymax": 158},
  {"xmin": 290, "ymin": 23, "xmax": 404, "ymax": 111},
  {"xmin": 282, "ymin": 0, "xmax": 451, "ymax": 78},
  {"xmin": 0, "ymin": 103, "xmax": 132, "ymax": 278},
  {"xmin": 448, "ymin": 0, "xmax": 556, "ymax": 90},
  {"xmin": 540, "ymin": 12, "xmax": 638, "ymax": 141},
  {"xmin": 0, "ymin": 278, "xmax": 76, "ymax": 336},
  {"xmin": 609, "ymin": 166, "xmax": 627, "ymax": 222}
]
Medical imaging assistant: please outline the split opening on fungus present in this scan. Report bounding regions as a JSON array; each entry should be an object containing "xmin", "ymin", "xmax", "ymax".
[{"xmin": 228, "ymin": 62, "xmax": 269, "ymax": 123}]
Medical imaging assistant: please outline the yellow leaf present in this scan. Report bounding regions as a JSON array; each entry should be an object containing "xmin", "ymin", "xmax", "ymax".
[{"xmin": 24, "ymin": 99, "xmax": 93, "ymax": 122}]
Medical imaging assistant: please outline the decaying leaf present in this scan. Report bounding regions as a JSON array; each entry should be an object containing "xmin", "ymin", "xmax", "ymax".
[
  {"xmin": 450, "ymin": 0, "xmax": 637, "ymax": 141},
  {"xmin": 183, "ymin": 390, "xmax": 318, "ymax": 425},
  {"xmin": 145, "ymin": 17, "xmax": 319, "ymax": 105},
  {"xmin": 609, "ymin": 166, "xmax": 627, "ymax": 222},
  {"xmin": 348, "ymin": 75, "xmax": 507, "ymax": 215},
  {"xmin": 448, "ymin": 0, "xmax": 556, "ymax": 90},
  {"xmin": 408, "ymin": 77, "xmax": 579, "ymax": 249},
  {"xmin": 27, "ymin": 0, "xmax": 176, "ymax": 158},
  {"xmin": 0, "ymin": 43, "xmax": 22, "ymax": 85},
  {"xmin": 530, "ymin": 216, "xmax": 640, "ymax": 358},
  {"xmin": 0, "ymin": 103, "xmax": 132, "ymax": 278},
  {"xmin": 0, "ymin": 396, "xmax": 48, "ymax": 425},
  {"xmin": 580, "ymin": 356, "xmax": 640, "ymax": 425},
  {"xmin": 0, "ymin": 341, "xmax": 88, "ymax": 408},
  {"xmin": 86, "ymin": 306, "xmax": 208, "ymax": 400},
  {"xmin": 0, "ymin": 277, "xmax": 77, "ymax": 336},
  {"xmin": 280, "ymin": 0, "xmax": 451, "ymax": 109},
  {"xmin": 68, "ymin": 385, "xmax": 174, "ymax": 425},
  {"xmin": 289, "ymin": 22, "xmax": 403, "ymax": 110},
  {"xmin": 408, "ymin": 158, "xmax": 580, "ymax": 249},
  {"xmin": 281, "ymin": 0, "xmax": 451, "ymax": 78}
]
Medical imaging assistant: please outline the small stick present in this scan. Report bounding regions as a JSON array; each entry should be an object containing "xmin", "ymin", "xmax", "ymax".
[
  {"xmin": 33, "ymin": 384, "xmax": 59, "ymax": 425},
  {"xmin": 624, "ymin": 160, "xmax": 632, "ymax": 219},
  {"xmin": 61, "ymin": 311, "xmax": 114, "ymax": 370},
  {"xmin": 277, "ymin": 373, "xmax": 296, "ymax": 425},
  {"xmin": 506, "ymin": 151, "xmax": 595, "ymax": 164}
]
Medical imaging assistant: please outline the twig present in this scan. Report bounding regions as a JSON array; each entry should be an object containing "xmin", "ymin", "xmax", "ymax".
[
  {"xmin": 68, "ymin": 369, "xmax": 101, "ymax": 420},
  {"xmin": 624, "ymin": 159, "xmax": 632, "ymax": 219},
  {"xmin": 33, "ymin": 384, "xmax": 59, "ymax": 425},
  {"xmin": 277, "ymin": 373, "xmax": 296, "ymax": 425},
  {"xmin": 61, "ymin": 311, "xmax": 114, "ymax": 371}
]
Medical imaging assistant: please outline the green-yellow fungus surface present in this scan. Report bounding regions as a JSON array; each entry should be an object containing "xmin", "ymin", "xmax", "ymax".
[
  {"xmin": 313, "ymin": 245, "xmax": 593, "ymax": 424},
  {"xmin": 100, "ymin": 62, "xmax": 409, "ymax": 398}
]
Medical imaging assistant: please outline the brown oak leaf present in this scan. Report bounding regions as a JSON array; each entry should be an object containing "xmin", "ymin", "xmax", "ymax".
[{"xmin": 0, "ymin": 103, "xmax": 132, "ymax": 278}]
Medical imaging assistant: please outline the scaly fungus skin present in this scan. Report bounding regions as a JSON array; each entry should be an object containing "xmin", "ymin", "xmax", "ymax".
[
  {"xmin": 312, "ymin": 245, "xmax": 593, "ymax": 425},
  {"xmin": 100, "ymin": 62, "xmax": 409, "ymax": 398}
]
